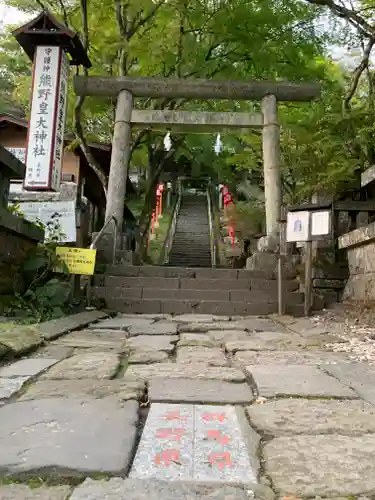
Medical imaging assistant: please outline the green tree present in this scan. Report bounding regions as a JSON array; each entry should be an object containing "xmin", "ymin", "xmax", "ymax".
[{"xmin": 2, "ymin": 0, "xmax": 355, "ymax": 252}]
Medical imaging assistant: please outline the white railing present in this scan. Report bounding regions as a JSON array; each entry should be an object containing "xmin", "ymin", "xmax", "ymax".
[{"xmin": 206, "ymin": 187, "xmax": 217, "ymax": 267}]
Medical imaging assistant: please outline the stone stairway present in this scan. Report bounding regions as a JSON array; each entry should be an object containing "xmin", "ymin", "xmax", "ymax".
[
  {"xmin": 92, "ymin": 264, "xmax": 304, "ymax": 315},
  {"xmin": 169, "ymin": 194, "xmax": 212, "ymax": 267}
]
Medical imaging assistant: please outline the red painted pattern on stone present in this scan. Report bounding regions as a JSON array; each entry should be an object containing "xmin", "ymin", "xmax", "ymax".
[
  {"xmin": 156, "ymin": 427, "xmax": 185, "ymax": 441},
  {"xmin": 206, "ymin": 429, "xmax": 231, "ymax": 445},
  {"xmin": 163, "ymin": 410, "xmax": 188, "ymax": 421},
  {"xmin": 154, "ymin": 449, "xmax": 181, "ymax": 467},
  {"xmin": 207, "ymin": 451, "xmax": 233, "ymax": 470},
  {"xmin": 201, "ymin": 412, "xmax": 226, "ymax": 423}
]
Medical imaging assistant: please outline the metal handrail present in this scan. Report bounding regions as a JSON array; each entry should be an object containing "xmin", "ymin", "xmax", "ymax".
[
  {"xmin": 207, "ymin": 187, "xmax": 217, "ymax": 268},
  {"xmin": 86, "ymin": 215, "xmax": 118, "ymax": 308},
  {"xmin": 90, "ymin": 215, "xmax": 118, "ymax": 265},
  {"xmin": 163, "ymin": 193, "xmax": 182, "ymax": 264}
]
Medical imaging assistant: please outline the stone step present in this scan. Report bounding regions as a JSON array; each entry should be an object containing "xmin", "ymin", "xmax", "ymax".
[
  {"xmin": 173, "ymin": 233, "xmax": 210, "ymax": 237},
  {"xmin": 175, "ymin": 225, "xmax": 209, "ymax": 229},
  {"xmin": 171, "ymin": 243, "xmax": 211, "ymax": 249},
  {"xmin": 172, "ymin": 239, "xmax": 210, "ymax": 244},
  {"xmin": 168, "ymin": 256, "xmax": 211, "ymax": 262},
  {"xmin": 91, "ymin": 295, "xmax": 305, "ymax": 316},
  {"xmin": 93, "ymin": 286, "xmax": 304, "ymax": 304},
  {"xmin": 170, "ymin": 251, "xmax": 211, "ymax": 256},
  {"xmin": 94, "ymin": 296, "xmax": 279, "ymax": 315},
  {"xmin": 170, "ymin": 249, "xmax": 210, "ymax": 254},
  {"xmin": 104, "ymin": 265, "xmax": 278, "ymax": 280},
  {"xmin": 173, "ymin": 233, "xmax": 209, "ymax": 238},
  {"xmin": 177, "ymin": 213, "xmax": 208, "ymax": 218},
  {"xmin": 168, "ymin": 258, "xmax": 211, "ymax": 262},
  {"xmin": 94, "ymin": 275, "xmax": 299, "ymax": 292}
]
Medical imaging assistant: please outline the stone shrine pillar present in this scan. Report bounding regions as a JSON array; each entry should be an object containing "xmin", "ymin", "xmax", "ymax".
[
  {"xmin": 261, "ymin": 94, "xmax": 281, "ymax": 235},
  {"xmin": 105, "ymin": 90, "xmax": 133, "ymax": 228}
]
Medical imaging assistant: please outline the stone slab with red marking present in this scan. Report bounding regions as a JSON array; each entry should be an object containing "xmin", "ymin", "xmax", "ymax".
[{"xmin": 130, "ymin": 403, "xmax": 258, "ymax": 484}]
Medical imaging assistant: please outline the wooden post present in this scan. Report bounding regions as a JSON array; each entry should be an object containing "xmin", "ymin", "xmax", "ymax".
[
  {"xmin": 73, "ymin": 169, "xmax": 84, "ymax": 298},
  {"xmin": 105, "ymin": 90, "xmax": 133, "ymax": 227},
  {"xmin": 304, "ymin": 239, "xmax": 313, "ymax": 316},
  {"xmin": 278, "ymin": 205, "xmax": 287, "ymax": 315},
  {"xmin": 262, "ymin": 94, "xmax": 281, "ymax": 235}
]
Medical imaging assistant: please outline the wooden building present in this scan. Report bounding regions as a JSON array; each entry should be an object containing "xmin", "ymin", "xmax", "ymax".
[{"xmin": 0, "ymin": 113, "xmax": 137, "ymax": 245}]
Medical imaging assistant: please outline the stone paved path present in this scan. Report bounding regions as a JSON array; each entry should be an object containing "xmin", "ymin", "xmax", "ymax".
[{"xmin": 2, "ymin": 311, "xmax": 375, "ymax": 498}]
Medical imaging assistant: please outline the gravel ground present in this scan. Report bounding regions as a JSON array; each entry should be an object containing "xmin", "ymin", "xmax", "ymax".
[{"xmin": 310, "ymin": 300, "xmax": 375, "ymax": 364}]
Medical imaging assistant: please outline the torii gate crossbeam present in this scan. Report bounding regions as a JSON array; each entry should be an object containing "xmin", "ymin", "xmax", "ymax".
[{"xmin": 73, "ymin": 75, "xmax": 321, "ymax": 242}]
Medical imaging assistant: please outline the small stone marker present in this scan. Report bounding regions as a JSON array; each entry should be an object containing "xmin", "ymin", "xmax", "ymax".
[
  {"xmin": 194, "ymin": 405, "xmax": 257, "ymax": 484},
  {"xmin": 130, "ymin": 403, "xmax": 257, "ymax": 484},
  {"xmin": 130, "ymin": 403, "xmax": 194, "ymax": 481}
]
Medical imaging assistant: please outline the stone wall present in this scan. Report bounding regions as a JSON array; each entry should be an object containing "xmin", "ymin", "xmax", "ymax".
[{"xmin": 338, "ymin": 222, "xmax": 375, "ymax": 300}]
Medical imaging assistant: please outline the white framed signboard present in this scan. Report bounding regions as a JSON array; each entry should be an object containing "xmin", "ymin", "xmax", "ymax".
[
  {"xmin": 287, "ymin": 209, "xmax": 331, "ymax": 243},
  {"xmin": 24, "ymin": 46, "xmax": 69, "ymax": 192},
  {"xmin": 311, "ymin": 210, "xmax": 331, "ymax": 237},
  {"xmin": 17, "ymin": 200, "xmax": 76, "ymax": 243},
  {"xmin": 286, "ymin": 211, "xmax": 310, "ymax": 242}
]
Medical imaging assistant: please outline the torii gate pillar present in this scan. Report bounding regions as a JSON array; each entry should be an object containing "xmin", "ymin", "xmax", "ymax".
[
  {"xmin": 105, "ymin": 90, "xmax": 133, "ymax": 226},
  {"xmin": 262, "ymin": 94, "xmax": 281, "ymax": 235}
]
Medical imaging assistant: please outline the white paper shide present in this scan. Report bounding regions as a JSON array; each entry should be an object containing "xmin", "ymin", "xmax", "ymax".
[{"xmin": 24, "ymin": 46, "xmax": 69, "ymax": 191}]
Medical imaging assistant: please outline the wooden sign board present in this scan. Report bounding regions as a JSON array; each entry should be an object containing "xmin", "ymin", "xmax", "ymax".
[
  {"xmin": 56, "ymin": 247, "xmax": 96, "ymax": 275},
  {"xmin": 24, "ymin": 46, "xmax": 69, "ymax": 191},
  {"xmin": 286, "ymin": 207, "xmax": 332, "ymax": 317}
]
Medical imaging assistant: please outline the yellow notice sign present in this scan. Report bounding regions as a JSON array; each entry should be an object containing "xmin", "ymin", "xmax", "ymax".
[{"xmin": 55, "ymin": 247, "xmax": 97, "ymax": 275}]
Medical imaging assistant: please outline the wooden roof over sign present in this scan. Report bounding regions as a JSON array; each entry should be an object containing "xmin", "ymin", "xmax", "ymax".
[
  {"xmin": 0, "ymin": 114, "xmax": 28, "ymax": 129},
  {"xmin": 13, "ymin": 10, "xmax": 91, "ymax": 68}
]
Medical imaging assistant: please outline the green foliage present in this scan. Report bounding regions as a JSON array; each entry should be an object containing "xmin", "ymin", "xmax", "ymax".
[
  {"xmin": 225, "ymin": 201, "xmax": 265, "ymax": 239},
  {"xmin": 2, "ymin": 0, "xmax": 373, "ymax": 217},
  {"xmin": 7, "ymin": 201, "xmax": 24, "ymax": 217},
  {"xmin": 5, "ymin": 216, "xmax": 72, "ymax": 323}
]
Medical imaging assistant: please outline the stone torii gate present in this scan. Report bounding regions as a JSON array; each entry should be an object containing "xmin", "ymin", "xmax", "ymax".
[{"xmin": 73, "ymin": 76, "xmax": 320, "ymax": 238}]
